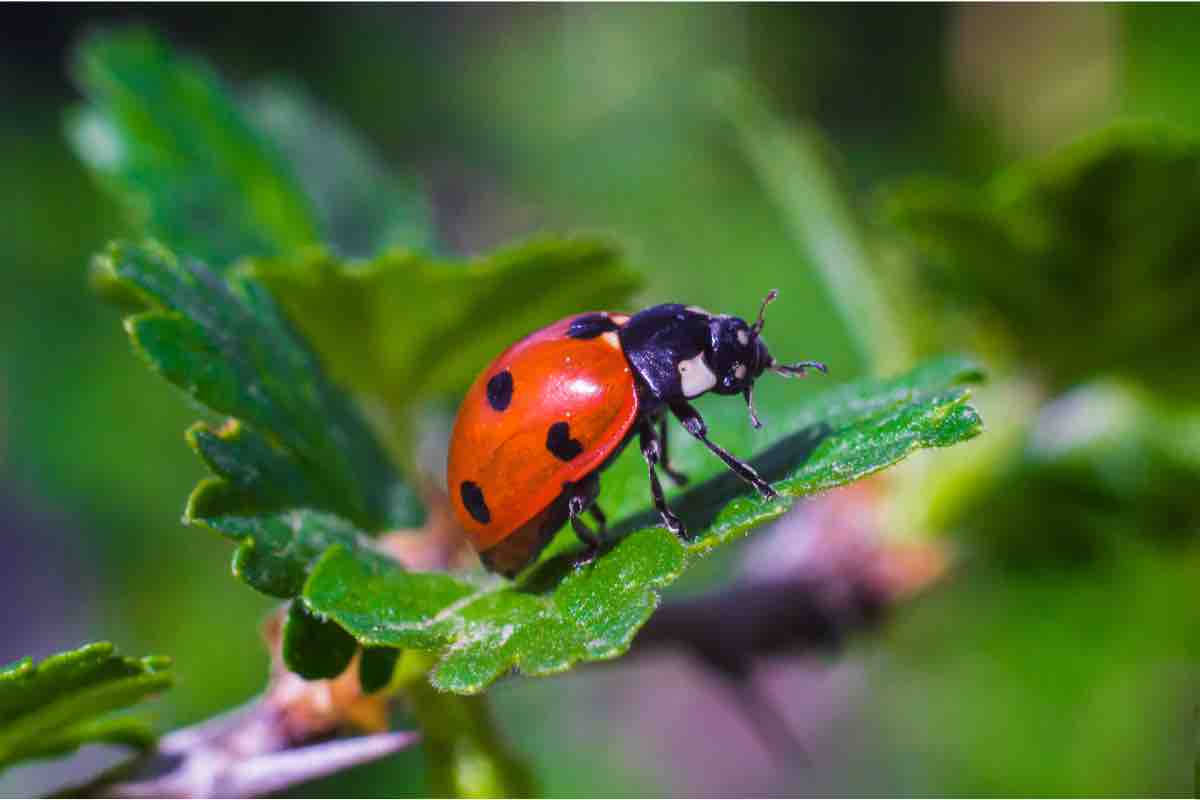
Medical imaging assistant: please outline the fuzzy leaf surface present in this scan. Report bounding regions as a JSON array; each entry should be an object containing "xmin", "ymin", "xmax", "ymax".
[
  {"xmin": 303, "ymin": 357, "xmax": 984, "ymax": 693},
  {"xmin": 94, "ymin": 240, "xmax": 422, "ymax": 597},
  {"xmin": 0, "ymin": 643, "xmax": 172, "ymax": 771},
  {"xmin": 68, "ymin": 30, "xmax": 320, "ymax": 269}
]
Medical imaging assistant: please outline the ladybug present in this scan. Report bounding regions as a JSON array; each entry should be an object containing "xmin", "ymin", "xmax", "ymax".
[{"xmin": 447, "ymin": 290, "xmax": 827, "ymax": 576}]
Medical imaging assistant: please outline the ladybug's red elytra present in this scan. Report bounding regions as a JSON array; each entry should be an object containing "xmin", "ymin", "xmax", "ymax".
[{"xmin": 447, "ymin": 290, "xmax": 827, "ymax": 576}]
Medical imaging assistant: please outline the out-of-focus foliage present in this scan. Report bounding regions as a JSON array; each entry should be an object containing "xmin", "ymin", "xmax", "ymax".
[
  {"xmin": 949, "ymin": 381, "xmax": 1200, "ymax": 567},
  {"xmin": 68, "ymin": 30, "xmax": 320, "ymax": 270},
  {"xmin": 0, "ymin": 642, "xmax": 172, "ymax": 772},
  {"xmin": 881, "ymin": 122, "xmax": 1200, "ymax": 397},
  {"xmin": 250, "ymin": 237, "xmax": 641, "ymax": 411},
  {"xmin": 244, "ymin": 81, "xmax": 437, "ymax": 258}
]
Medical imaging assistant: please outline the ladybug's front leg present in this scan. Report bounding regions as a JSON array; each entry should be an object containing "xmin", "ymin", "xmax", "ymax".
[
  {"xmin": 669, "ymin": 400, "xmax": 778, "ymax": 501},
  {"xmin": 639, "ymin": 420, "xmax": 686, "ymax": 538}
]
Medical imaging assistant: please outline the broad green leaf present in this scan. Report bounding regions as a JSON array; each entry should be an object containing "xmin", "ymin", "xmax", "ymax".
[
  {"xmin": 881, "ymin": 121, "xmax": 1200, "ymax": 395},
  {"xmin": 0, "ymin": 643, "xmax": 172, "ymax": 771},
  {"xmin": 247, "ymin": 237, "xmax": 642, "ymax": 408},
  {"xmin": 302, "ymin": 357, "xmax": 984, "ymax": 694},
  {"xmin": 244, "ymin": 81, "xmax": 436, "ymax": 257},
  {"xmin": 68, "ymin": 29, "xmax": 320, "ymax": 269},
  {"xmin": 93, "ymin": 240, "xmax": 423, "ymax": 597}
]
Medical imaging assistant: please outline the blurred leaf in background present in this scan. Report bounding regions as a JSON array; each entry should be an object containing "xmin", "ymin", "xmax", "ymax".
[
  {"xmin": 244, "ymin": 81, "xmax": 437, "ymax": 258},
  {"xmin": 0, "ymin": 642, "xmax": 171, "ymax": 772},
  {"xmin": 881, "ymin": 122, "xmax": 1200, "ymax": 398},
  {"xmin": 68, "ymin": 29, "xmax": 320, "ymax": 270},
  {"xmin": 250, "ymin": 237, "xmax": 641, "ymax": 413}
]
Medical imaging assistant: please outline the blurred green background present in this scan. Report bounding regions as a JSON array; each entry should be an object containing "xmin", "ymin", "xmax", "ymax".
[{"xmin": 2, "ymin": 4, "xmax": 1199, "ymax": 796}]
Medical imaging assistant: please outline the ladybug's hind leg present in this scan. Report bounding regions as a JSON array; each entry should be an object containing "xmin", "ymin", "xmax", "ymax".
[
  {"xmin": 588, "ymin": 502, "xmax": 608, "ymax": 532},
  {"xmin": 566, "ymin": 475, "xmax": 606, "ymax": 565},
  {"xmin": 639, "ymin": 420, "xmax": 686, "ymax": 538}
]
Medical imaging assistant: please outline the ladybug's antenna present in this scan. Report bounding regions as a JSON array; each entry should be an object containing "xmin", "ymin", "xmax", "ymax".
[
  {"xmin": 744, "ymin": 386, "xmax": 763, "ymax": 429},
  {"xmin": 770, "ymin": 359, "xmax": 829, "ymax": 378},
  {"xmin": 751, "ymin": 289, "xmax": 779, "ymax": 336}
]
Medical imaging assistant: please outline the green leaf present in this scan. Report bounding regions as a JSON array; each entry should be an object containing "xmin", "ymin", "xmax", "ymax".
[
  {"xmin": 243, "ymin": 80, "xmax": 436, "ymax": 258},
  {"xmin": 68, "ymin": 29, "xmax": 320, "ymax": 269},
  {"xmin": 283, "ymin": 599, "xmax": 358, "ymax": 680},
  {"xmin": 247, "ymin": 237, "xmax": 642, "ymax": 408},
  {"xmin": 358, "ymin": 647, "xmax": 400, "ymax": 694},
  {"xmin": 302, "ymin": 357, "xmax": 984, "ymax": 694},
  {"xmin": 881, "ymin": 121, "xmax": 1200, "ymax": 395},
  {"xmin": 94, "ymin": 240, "xmax": 423, "ymax": 597},
  {"xmin": 0, "ymin": 643, "xmax": 172, "ymax": 771}
]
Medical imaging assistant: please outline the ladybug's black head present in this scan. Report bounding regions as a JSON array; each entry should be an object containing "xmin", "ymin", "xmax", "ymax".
[{"xmin": 706, "ymin": 290, "xmax": 828, "ymax": 428}]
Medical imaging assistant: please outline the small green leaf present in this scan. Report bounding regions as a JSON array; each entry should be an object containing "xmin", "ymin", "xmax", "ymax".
[
  {"xmin": 303, "ymin": 357, "xmax": 984, "ymax": 694},
  {"xmin": 68, "ymin": 29, "xmax": 320, "ymax": 269},
  {"xmin": 283, "ymin": 599, "xmax": 358, "ymax": 680},
  {"xmin": 247, "ymin": 237, "xmax": 642, "ymax": 408},
  {"xmin": 244, "ymin": 81, "xmax": 436, "ymax": 258},
  {"xmin": 358, "ymin": 647, "xmax": 400, "ymax": 694},
  {"xmin": 94, "ymin": 240, "xmax": 424, "ymax": 597},
  {"xmin": 0, "ymin": 643, "xmax": 172, "ymax": 771},
  {"xmin": 881, "ymin": 121, "xmax": 1200, "ymax": 395}
]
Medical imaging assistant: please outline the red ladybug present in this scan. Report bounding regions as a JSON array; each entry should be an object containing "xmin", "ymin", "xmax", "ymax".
[{"xmin": 447, "ymin": 291, "xmax": 827, "ymax": 576}]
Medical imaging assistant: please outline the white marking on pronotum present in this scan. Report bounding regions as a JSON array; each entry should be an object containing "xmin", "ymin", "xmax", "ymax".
[
  {"xmin": 677, "ymin": 353, "xmax": 717, "ymax": 397},
  {"xmin": 601, "ymin": 331, "xmax": 621, "ymax": 349}
]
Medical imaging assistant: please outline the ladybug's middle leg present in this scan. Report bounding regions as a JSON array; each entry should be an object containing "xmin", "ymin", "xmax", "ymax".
[
  {"xmin": 657, "ymin": 415, "xmax": 689, "ymax": 487},
  {"xmin": 669, "ymin": 399, "xmax": 778, "ymax": 501},
  {"xmin": 639, "ymin": 420, "xmax": 685, "ymax": 537}
]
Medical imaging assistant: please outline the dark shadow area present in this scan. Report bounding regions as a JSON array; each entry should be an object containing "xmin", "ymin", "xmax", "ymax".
[
  {"xmin": 517, "ymin": 420, "xmax": 834, "ymax": 592},
  {"xmin": 612, "ymin": 420, "xmax": 834, "ymax": 541}
]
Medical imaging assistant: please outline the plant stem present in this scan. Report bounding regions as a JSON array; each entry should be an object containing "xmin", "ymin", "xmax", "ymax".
[{"xmin": 398, "ymin": 652, "xmax": 537, "ymax": 798}]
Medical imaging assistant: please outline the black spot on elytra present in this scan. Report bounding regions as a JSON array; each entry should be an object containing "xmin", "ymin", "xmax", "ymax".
[
  {"xmin": 546, "ymin": 421, "xmax": 584, "ymax": 461},
  {"xmin": 486, "ymin": 370, "xmax": 513, "ymax": 411},
  {"xmin": 567, "ymin": 313, "xmax": 620, "ymax": 339},
  {"xmin": 460, "ymin": 481, "xmax": 490, "ymax": 524}
]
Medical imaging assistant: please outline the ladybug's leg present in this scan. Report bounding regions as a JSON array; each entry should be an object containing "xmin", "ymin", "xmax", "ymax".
[
  {"xmin": 669, "ymin": 400, "xmax": 778, "ymax": 501},
  {"xmin": 568, "ymin": 495, "xmax": 602, "ymax": 549},
  {"xmin": 657, "ymin": 415, "xmax": 690, "ymax": 486},
  {"xmin": 566, "ymin": 476, "xmax": 605, "ymax": 560},
  {"xmin": 588, "ymin": 503, "xmax": 608, "ymax": 533},
  {"xmin": 639, "ymin": 420, "xmax": 686, "ymax": 537}
]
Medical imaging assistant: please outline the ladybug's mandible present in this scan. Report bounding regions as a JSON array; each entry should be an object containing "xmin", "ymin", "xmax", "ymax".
[{"xmin": 447, "ymin": 290, "xmax": 827, "ymax": 576}]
